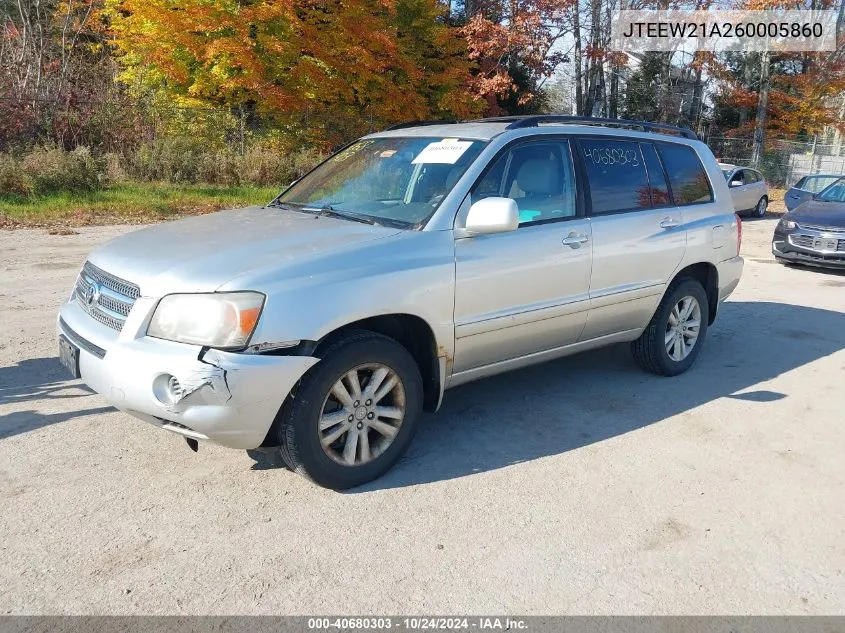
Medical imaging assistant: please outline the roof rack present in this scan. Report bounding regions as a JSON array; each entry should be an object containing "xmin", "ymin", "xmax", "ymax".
[
  {"xmin": 382, "ymin": 119, "xmax": 457, "ymax": 131},
  {"xmin": 470, "ymin": 115, "xmax": 698, "ymax": 139}
]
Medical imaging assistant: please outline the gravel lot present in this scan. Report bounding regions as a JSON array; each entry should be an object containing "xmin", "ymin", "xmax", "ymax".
[{"xmin": 1, "ymin": 217, "xmax": 844, "ymax": 615}]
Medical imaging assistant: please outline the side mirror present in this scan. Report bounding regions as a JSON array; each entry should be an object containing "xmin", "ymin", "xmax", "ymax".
[
  {"xmin": 729, "ymin": 180, "xmax": 743, "ymax": 188},
  {"xmin": 464, "ymin": 197, "xmax": 519, "ymax": 236}
]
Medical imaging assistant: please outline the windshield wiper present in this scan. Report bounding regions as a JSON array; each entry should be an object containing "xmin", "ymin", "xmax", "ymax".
[
  {"xmin": 267, "ymin": 200, "xmax": 305, "ymax": 211},
  {"xmin": 307, "ymin": 205, "xmax": 382, "ymax": 226}
]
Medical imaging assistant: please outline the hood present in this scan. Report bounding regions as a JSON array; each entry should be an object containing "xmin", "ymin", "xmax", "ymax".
[
  {"xmin": 88, "ymin": 206, "xmax": 403, "ymax": 295},
  {"xmin": 789, "ymin": 200, "xmax": 845, "ymax": 229}
]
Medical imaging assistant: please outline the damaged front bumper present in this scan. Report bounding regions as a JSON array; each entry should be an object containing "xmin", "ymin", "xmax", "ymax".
[{"xmin": 57, "ymin": 299, "xmax": 318, "ymax": 450}]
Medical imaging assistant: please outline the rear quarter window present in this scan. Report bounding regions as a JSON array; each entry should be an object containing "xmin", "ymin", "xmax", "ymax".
[{"xmin": 657, "ymin": 144, "xmax": 714, "ymax": 205}]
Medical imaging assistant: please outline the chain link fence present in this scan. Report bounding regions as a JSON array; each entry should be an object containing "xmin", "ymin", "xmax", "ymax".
[{"xmin": 706, "ymin": 134, "xmax": 845, "ymax": 187}]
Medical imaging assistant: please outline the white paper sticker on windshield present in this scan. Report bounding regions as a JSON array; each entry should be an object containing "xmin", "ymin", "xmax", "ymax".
[{"xmin": 412, "ymin": 140, "xmax": 473, "ymax": 165}]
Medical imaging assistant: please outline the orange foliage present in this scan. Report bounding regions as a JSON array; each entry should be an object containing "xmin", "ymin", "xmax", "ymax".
[
  {"xmin": 104, "ymin": 0, "xmax": 478, "ymax": 144},
  {"xmin": 461, "ymin": 0, "xmax": 575, "ymax": 111}
]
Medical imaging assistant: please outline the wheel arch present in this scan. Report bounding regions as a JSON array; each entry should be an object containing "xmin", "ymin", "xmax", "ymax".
[
  {"xmin": 670, "ymin": 262, "xmax": 719, "ymax": 325},
  {"xmin": 259, "ymin": 313, "xmax": 445, "ymax": 448},
  {"xmin": 315, "ymin": 314, "xmax": 443, "ymax": 413}
]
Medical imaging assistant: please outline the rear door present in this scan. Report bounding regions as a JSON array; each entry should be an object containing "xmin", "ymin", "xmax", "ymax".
[
  {"xmin": 577, "ymin": 137, "xmax": 688, "ymax": 340},
  {"xmin": 744, "ymin": 169, "xmax": 766, "ymax": 208},
  {"xmin": 452, "ymin": 138, "xmax": 592, "ymax": 375}
]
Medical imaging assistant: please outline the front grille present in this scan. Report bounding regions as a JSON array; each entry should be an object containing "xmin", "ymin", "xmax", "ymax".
[
  {"xmin": 790, "ymin": 235, "xmax": 814, "ymax": 248},
  {"xmin": 73, "ymin": 261, "xmax": 140, "ymax": 331},
  {"xmin": 789, "ymin": 234, "xmax": 845, "ymax": 253}
]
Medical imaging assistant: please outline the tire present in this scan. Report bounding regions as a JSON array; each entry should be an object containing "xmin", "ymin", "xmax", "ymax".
[
  {"xmin": 755, "ymin": 196, "xmax": 768, "ymax": 218},
  {"xmin": 631, "ymin": 279, "xmax": 709, "ymax": 377},
  {"xmin": 277, "ymin": 329, "xmax": 422, "ymax": 489}
]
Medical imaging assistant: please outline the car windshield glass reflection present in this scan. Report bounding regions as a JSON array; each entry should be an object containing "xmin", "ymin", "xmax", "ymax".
[{"xmin": 276, "ymin": 137, "xmax": 486, "ymax": 228}]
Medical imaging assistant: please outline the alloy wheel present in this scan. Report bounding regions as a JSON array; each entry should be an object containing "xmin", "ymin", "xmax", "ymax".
[
  {"xmin": 665, "ymin": 296, "xmax": 702, "ymax": 362},
  {"xmin": 318, "ymin": 363, "xmax": 406, "ymax": 466}
]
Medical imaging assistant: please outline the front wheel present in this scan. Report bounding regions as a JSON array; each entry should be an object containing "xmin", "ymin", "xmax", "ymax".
[
  {"xmin": 631, "ymin": 279, "xmax": 709, "ymax": 376},
  {"xmin": 277, "ymin": 330, "xmax": 422, "ymax": 489}
]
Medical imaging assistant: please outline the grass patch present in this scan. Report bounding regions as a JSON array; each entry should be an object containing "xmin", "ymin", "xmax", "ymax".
[{"xmin": 0, "ymin": 182, "xmax": 279, "ymax": 228}]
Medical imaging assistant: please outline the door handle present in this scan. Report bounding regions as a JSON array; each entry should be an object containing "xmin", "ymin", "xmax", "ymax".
[
  {"xmin": 659, "ymin": 217, "xmax": 679, "ymax": 229},
  {"xmin": 562, "ymin": 233, "xmax": 589, "ymax": 248}
]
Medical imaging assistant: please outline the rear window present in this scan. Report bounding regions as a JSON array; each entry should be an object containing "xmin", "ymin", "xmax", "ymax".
[
  {"xmin": 580, "ymin": 139, "xmax": 652, "ymax": 213},
  {"xmin": 657, "ymin": 144, "xmax": 714, "ymax": 205}
]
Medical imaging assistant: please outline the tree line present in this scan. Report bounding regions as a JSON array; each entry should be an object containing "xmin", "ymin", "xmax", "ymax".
[{"xmin": 0, "ymin": 0, "xmax": 843, "ymax": 157}]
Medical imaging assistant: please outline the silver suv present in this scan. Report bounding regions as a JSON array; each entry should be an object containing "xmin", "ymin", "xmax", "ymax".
[{"xmin": 57, "ymin": 116, "xmax": 744, "ymax": 489}]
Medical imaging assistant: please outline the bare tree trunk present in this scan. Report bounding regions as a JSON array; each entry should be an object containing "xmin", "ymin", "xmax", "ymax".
[
  {"xmin": 573, "ymin": 0, "xmax": 584, "ymax": 115},
  {"xmin": 752, "ymin": 51, "xmax": 770, "ymax": 167},
  {"xmin": 690, "ymin": 61, "xmax": 704, "ymax": 132},
  {"xmin": 584, "ymin": 0, "xmax": 602, "ymax": 116},
  {"xmin": 738, "ymin": 56, "xmax": 753, "ymax": 127},
  {"xmin": 608, "ymin": 0, "xmax": 622, "ymax": 118}
]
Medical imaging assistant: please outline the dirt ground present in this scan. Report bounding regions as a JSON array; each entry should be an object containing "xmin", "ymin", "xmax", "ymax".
[{"xmin": 1, "ymin": 215, "xmax": 844, "ymax": 614}]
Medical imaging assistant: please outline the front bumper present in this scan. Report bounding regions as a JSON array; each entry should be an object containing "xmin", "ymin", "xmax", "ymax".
[
  {"xmin": 773, "ymin": 229, "xmax": 845, "ymax": 269},
  {"xmin": 57, "ymin": 298, "xmax": 318, "ymax": 450}
]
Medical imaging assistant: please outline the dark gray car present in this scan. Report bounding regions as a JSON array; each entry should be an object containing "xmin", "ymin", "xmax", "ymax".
[
  {"xmin": 773, "ymin": 178, "xmax": 845, "ymax": 269},
  {"xmin": 784, "ymin": 174, "xmax": 843, "ymax": 211}
]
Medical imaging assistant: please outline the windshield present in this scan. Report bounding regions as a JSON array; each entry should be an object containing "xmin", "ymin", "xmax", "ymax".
[
  {"xmin": 816, "ymin": 179, "xmax": 845, "ymax": 202},
  {"xmin": 276, "ymin": 137, "xmax": 487, "ymax": 227},
  {"xmin": 722, "ymin": 170, "xmax": 733, "ymax": 179}
]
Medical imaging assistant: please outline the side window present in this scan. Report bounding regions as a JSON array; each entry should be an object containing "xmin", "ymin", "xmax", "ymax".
[
  {"xmin": 657, "ymin": 144, "xmax": 714, "ymax": 205},
  {"xmin": 471, "ymin": 139, "xmax": 576, "ymax": 225},
  {"xmin": 473, "ymin": 156, "xmax": 507, "ymax": 198},
  {"xmin": 794, "ymin": 176, "xmax": 807, "ymax": 189},
  {"xmin": 580, "ymin": 138, "xmax": 651, "ymax": 213},
  {"xmin": 640, "ymin": 143, "xmax": 671, "ymax": 206},
  {"xmin": 744, "ymin": 169, "xmax": 759, "ymax": 184},
  {"xmin": 806, "ymin": 176, "xmax": 838, "ymax": 193}
]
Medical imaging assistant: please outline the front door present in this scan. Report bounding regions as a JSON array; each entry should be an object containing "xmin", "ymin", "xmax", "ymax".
[{"xmin": 452, "ymin": 138, "xmax": 592, "ymax": 375}]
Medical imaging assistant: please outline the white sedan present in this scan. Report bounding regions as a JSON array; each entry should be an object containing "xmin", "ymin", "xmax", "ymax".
[{"xmin": 719, "ymin": 163, "xmax": 769, "ymax": 217}]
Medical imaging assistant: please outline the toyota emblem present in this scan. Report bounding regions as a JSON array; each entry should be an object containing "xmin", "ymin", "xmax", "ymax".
[{"xmin": 85, "ymin": 283, "xmax": 101, "ymax": 307}]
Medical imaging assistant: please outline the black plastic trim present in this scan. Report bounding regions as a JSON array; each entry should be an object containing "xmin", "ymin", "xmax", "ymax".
[
  {"xmin": 58, "ymin": 317, "xmax": 106, "ymax": 359},
  {"xmin": 470, "ymin": 115, "xmax": 698, "ymax": 139}
]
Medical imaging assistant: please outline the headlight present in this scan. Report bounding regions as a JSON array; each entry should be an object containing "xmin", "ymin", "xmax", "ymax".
[
  {"xmin": 779, "ymin": 217, "xmax": 797, "ymax": 230},
  {"xmin": 147, "ymin": 292, "xmax": 265, "ymax": 348}
]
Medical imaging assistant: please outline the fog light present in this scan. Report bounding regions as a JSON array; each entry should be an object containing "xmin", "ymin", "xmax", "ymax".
[{"xmin": 153, "ymin": 373, "xmax": 184, "ymax": 406}]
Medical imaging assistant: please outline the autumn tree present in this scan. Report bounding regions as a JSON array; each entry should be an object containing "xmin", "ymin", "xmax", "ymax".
[
  {"xmin": 460, "ymin": 0, "xmax": 575, "ymax": 113},
  {"xmin": 711, "ymin": 0, "xmax": 845, "ymax": 164},
  {"xmin": 0, "ymin": 0, "xmax": 116, "ymax": 148},
  {"xmin": 104, "ymin": 0, "xmax": 478, "ymax": 147}
]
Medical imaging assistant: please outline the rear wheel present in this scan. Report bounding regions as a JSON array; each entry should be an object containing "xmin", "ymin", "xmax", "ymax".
[
  {"xmin": 631, "ymin": 279, "xmax": 709, "ymax": 376},
  {"xmin": 755, "ymin": 196, "xmax": 768, "ymax": 217},
  {"xmin": 278, "ymin": 330, "xmax": 422, "ymax": 489}
]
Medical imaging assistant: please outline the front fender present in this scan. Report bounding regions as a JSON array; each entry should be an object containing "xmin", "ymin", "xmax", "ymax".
[{"xmin": 225, "ymin": 230, "xmax": 457, "ymax": 369}]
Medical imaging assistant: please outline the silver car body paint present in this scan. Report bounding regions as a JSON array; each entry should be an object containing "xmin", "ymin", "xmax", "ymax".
[{"xmin": 58, "ymin": 122, "xmax": 743, "ymax": 450}]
